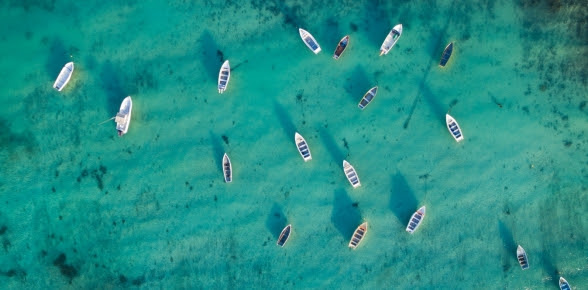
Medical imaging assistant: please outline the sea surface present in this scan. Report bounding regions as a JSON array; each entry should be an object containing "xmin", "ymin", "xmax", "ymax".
[{"xmin": 0, "ymin": 0, "xmax": 586, "ymax": 289}]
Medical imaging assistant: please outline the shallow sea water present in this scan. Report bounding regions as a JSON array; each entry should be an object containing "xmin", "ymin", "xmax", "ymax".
[{"xmin": 0, "ymin": 0, "xmax": 586, "ymax": 288}]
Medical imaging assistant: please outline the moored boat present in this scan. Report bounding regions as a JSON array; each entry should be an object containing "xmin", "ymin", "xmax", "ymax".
[
  {"xmin": 53, "ymin": 62, "xmax": 74, "ymax": 91},
  {"xmin": 348, "ymin": 222, "xmax": 367, "ymax": 249},
  {"xmin": 333, "ymin": 35, "xmax": 349, "ymax": 60},
  {"xmin": 295, "ymin": 132, "xmax": 312, "ymax": 161},
  {"xmin": 343, "ymin": 160, "xmax": 361, "ymax": 188},
  {"xmin": 358, "ymin": 86, "xmax": 378, "ymax": 110},
  {"xmin": 115, "ymin": 96, "xmax": 132, "ymax": 137},
  {"xmin": 277, "ymin": 224, "xmax": 292, "ymax": 247},
  {"xmin": 379, "ymin": 24, "xmax": 403, "ymax": 56},
  {"xmin": 218, "ymin": 60, "xmax": 230, "ymax": 93},
  {"xmin": 559, "ymin": 277, "xmax": 571, "ymax": 290},
  {"xmin": 439, "ymin": 42, "xmax": 454, "ymax": 67},
  {"xmin": 516, "ymin": 245, "xmax": 529, "ymax": 270},
  {"xmin": 446, "ymin": 114, "xmax": 464, "ymax": 142},
  {"xmin": 299, "ymin": 28, "xmax": 321, "ymax": 54},
  {"xmin": 406, "ymin": 206, "xmax": 426, "ymax": 234},
  {"xmin": 223, "ymin": 153, "xmax": 232, "ymax": 183}
]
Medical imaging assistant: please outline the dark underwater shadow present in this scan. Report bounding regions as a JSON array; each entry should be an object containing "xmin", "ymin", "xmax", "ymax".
[
  {"xmin": 362, "ymin": 1, "xmax": 394, "ymax": 48},
  {"xmin": 498, "ymin": 220, "xmax": 516, "ymax": 273},
  {"xmin": 389, "ymin": 172, "xmax": 417, "ymax": 224},
  {"xmin": 208, "ymin": 131, "xmax": 225, "ymax": 174},
  {"xmin": 273, "ymin": 102, "xmax": 296, "ymax": 142},
  {"xmin": 345, "ymin": 65, "xmax": 372, "ymax": 102},
  {"xmin": 99, "ymin": 61, "xmax": 128, "ymax": 115},
  {"xmin": 331, "ymin": 189, "xmax": 361, "ymax": 239},
  {"xmin": 199, "ymin": 30, "xmax": 223, "ymax": 82},
  {"xmin": 539, "ymin": 245, "xmax": 559, "ymax": 284},
  {"xmin": 275, "ymin": 2, "xmax": 306, "ymax": 29},
  {"xmin": 46, "ymin": 38, "xmax": 69, "ymax": 77},
  {"xmin": 319, "ymin": 129, "xmax": 346, "ymax": 165},
  {"xmin": 266, "ymin": 203, "xmax": 287, "ymax": 239}
]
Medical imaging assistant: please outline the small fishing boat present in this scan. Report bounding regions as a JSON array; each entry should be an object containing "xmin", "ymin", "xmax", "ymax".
[
  {"xmin": 406, "ymin": 206, "xmax": 426, "ymax": 234},
  {"xmin": 379, "ymin": 24, "xmax": 403, "ymax": 56},
  {"xmin": 358, "ymin": 86, "xmax": 378, "ymax": 110},
  {"xmin": 559, "ymin": 277, "xmax": 571, "ymax": 290},
  {"xmin": 446, "ymin": 114, "xmax": 464, "ymax": 142},
  {"xmin": 343, "ymin": 160, "xmax": 361, "ymax": 188},
  {"xmin": 218, "ymin": 60, "xmax": 230, "ymax": 93},
  {"xmin": 439, "ymin": 42, "xmax": 454, "ymax": 67},
  {"xmin": 115, "ymin": 96, "xmax": 132, "ymax": 137},
  {"xmin": 299, "ymin": 28, "xmax": 321, "ymax": 54},
  {"xmin": 333, "ymin": 35, "xmax": 349, "ymax": 60},
  {"xmin": 277, "ymin": 224, "xmax": 292, "ymax": 247},
  {"xmin": 295, "ymin": 132, "xmax": 312, "ymax": 162},
  {"xmin": 516, "ymin": 245, "xmax": 529, "ymax": 270},
  {"xmin": 222, "ymin": 153, "xmax": 232, "ymax": 183},
  {"xmin": 53, "ymin": 62, "xmax": 74, "ymax": 91},
  {"xmin": 348, "ymin": 222, "xmax": 367, "ymax": 249}
]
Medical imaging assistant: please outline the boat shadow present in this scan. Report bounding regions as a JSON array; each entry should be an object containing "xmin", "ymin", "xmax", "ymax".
[
  {"xmin": 389, "ymin": 172, "xmax": 417, "ymax": 224},
  {"xmin": 274, "ymin": 2, "xmax": 305, "ymax": 29},
  {"xmin": 199, "ymin": 30, "xmax": 223, "ymax": 83},
  {"xmin": 273, "ymin": 102, "xmax": 296, "ymax": 142},
  {"xmin": 99, "ymin": 61, "xmax": 129, "ymax": 115},
  {"xmin": 46, "ymin": 38, "xmax": 69, "ymax": 78},
  {"xmin": 331, "ymin": 189, "xmax": 361, "ymax": 240},
  {"xmin": 266, "ymin": 203, "xmax": 287, "ymax": 239},
  {"xmin": 345, "ymin": 65, "xmax": 372, "ymax": 103},
  {"xmin": 319, "ymin": 129, "xmax": 346, "ymax": 165},
  {"xmin": 208, "ymin": 131, "xmax": 225, "ymax": 174},
  {"xmin": 363, "ymin": 7, "xmax": 393, "ymax": 49},
  {"xmin": 539, "ymin": 248, "xmax": 559, "ymax": 284},
  {"xmin": 498, "ymin": 220, "xmax": 517, "ymax": 273}
]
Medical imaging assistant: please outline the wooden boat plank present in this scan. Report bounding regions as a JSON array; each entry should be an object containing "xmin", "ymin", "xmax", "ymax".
[{"xmin": 333, "ymin": 35, "xmax": 349, "ymax": 60}]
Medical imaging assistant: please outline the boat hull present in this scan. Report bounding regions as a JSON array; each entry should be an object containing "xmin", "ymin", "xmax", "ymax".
[
  {"xmin": 218, "ymin": 60, "xmax": 230, "ymax": 93},
  {"xmin": 446, "ymin": 114, "xmax": 464, "ymax": 142},
  {"xmin": 349, "ymin": 222, "xmax": 367, "ymax": 249},
  {"xmin": 115, "ymin": 96, "xmax": 132, "ymax": 136},
  {"xmin": 333, "ymin": 36, "xmax": 349, "ymax": 60},
  {"xmin": 406, "ymin": 206, "xmax": 426, "ymax": 233},
  {"xmin": 299, "ymin": 28, "xmax": 321, "ymax": 54},
  {"xmin": 277, "ymin": 225, "xmax": 292, "ymax": 247},
  {"xmin": 358, "ymin": 86, "xmax": 378, "ymax": 110},
  {"xmin": 439, "ymin": 42, "xmax": 454, "ymax": 67},
  {"xmin": 516, "ymin": 245, "xmax": 529, "ymax": 270},
  {"xmin": 295, "ymin": 132, "xmax": 312, "ymax": 161},
  {"xmin": 379, "ymin": 24, "xmax": 402, "ymax": 56},
  {"xmin": 343, "ymin": 160, "xmax": 361, "ymax": 188},
  {"xmin": 223, "ymin": 153, "xmax": 232, "ymax": 182},
  {"xmin": 53, "ymin": 62, "xmax": 74, "ymax": 91}
]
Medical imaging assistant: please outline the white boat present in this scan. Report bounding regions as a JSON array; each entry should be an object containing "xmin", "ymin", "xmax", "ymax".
[
  {"xmin": 379, "ymin": 24, "xmax": 403, "ymax": 56},
  {"xmin": 115, "ymin": 96, "xmax": 132, "ymax": 137},
  {"xmin": 53, "ymin": 62, "xmax": 74, "ymax": 91},
  {"xmin": 358, "ymin": 86, "xmax": 378, "ymax": 110},
  {"xmin": 299, "ymin": 28, "xmax": 321, "ymax": 54},
  {"xmin": 516, "ymin": 245, "xmax": 529, "ymax": 270},
  {"xmin": 348, "ymin": 222, "xmax": 367, "ymax": 249},
  {"xmin": 277, "ymin": 224, "xmax": 292, "ymax": 247},
  {"xmin": 343, "ymin": 160, "xmax": 361, "ymax": 188},
  {"xmin": 446, "ymin": 114, "xmax": 464, "ymax": 142},
  {"xmin": 218, "ymin": 60, "xmax": 230, "ymax": 93},
  {"xmin": 295, "ymin": 132, "xmax": 312, "ymax": 161},
  {"xmin": 559, "ymin": 277, "xmax": 571, "ymax": 290},
  {"xmin": 223, "ymin": 153, "xmax": 232, "ymax": 183},
  {"xmin": 406, "ymin": 206, "xmax": 426, "ymax": 234}
]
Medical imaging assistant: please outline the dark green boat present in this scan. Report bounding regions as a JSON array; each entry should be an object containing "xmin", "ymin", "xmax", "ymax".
[{"xmin": 439, "ymin": 42, "xmax": 454, "ymax": 67}]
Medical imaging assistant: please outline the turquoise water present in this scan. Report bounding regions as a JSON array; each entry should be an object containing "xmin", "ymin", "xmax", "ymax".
[{"xmin": 1, "ymin": 0, "xmax": 586, "ymax": 288}]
